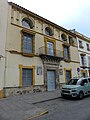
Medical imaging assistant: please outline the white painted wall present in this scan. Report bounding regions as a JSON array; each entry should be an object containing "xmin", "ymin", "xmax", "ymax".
[
  {"xmin": 0, "ymin": 0, "xmax": 8, "ymax": 90},
  {"xmin": 77, "ymin": 37, "xmax": 90, "ymax": 76}
]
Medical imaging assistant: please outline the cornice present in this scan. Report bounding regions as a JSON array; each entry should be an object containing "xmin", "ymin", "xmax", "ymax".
[{"xmin": 9, "ymin": 2, "xmax": 76, "ymax": 37}]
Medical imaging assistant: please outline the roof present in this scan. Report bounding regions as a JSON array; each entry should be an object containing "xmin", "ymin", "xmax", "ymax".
[{"xmin": 8, "ymin": 2, "xmax": 76, "ymax": 37}]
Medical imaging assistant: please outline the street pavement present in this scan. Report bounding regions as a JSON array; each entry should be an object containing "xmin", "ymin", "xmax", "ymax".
[{"xmin": 0, "ymin": 90, "xmax": 61, "ymax": 120}]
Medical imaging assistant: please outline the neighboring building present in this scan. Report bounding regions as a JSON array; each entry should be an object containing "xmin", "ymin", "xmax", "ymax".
[
  {"xmin": 76, "ymin": 31, "xmax": 90, "ymax": 77},
  {"xmin": 3, "ymin": 2, "xmax": 80, "ymax": 97},
  {"xmin": 0, "ymin": 0, "xmax": 8, "ymax": 98}
]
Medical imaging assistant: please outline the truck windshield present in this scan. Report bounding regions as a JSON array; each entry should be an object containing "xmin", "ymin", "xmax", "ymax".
[{"xmin": 67, "ymin": 79, "xmax": 79, "ymax": 85}]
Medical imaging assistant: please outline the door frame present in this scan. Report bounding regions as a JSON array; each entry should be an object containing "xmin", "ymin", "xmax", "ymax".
[{"xmin": 47, "ymin": 69, "xmax": 56, "ymax": 91}]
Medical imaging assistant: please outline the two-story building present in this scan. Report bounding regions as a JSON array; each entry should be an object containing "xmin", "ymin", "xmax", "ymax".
[
  {"xmin": 76, "ymin": 31, "xmax": 90, "ymax": 77},
  {"xmin": 2, "ymin": 2, "xmax": 80, "ymax": 97},
  {"xmin": 0, "ymin": 0, "xmax": 8, "ymax": 98}
]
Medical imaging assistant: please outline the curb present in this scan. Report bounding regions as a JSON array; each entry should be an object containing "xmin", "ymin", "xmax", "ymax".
[
  {"xmin": 32, "ymin": 97, "xmax": 61, "ymax": 104},
  {"xmin": 27, "ymin": 110, "xmax": 48, "ymax": 120}
]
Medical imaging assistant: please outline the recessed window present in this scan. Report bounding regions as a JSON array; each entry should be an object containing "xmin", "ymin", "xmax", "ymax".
[
  {"xmin": 63, "ymin": 46, "xmax": 70, "ymax": 60},
  {"xmin": 61, "ymin": 34, "xmax": 67, "ymax": 41},
  {"xmin": 22, "ymin": 32, "xmax": 34, "ymax": 55},
  {"xmin": 47, "ymin": 41, "xmax": 54, "ymax": 56},
  {"xmin": 22, "ymin": 68, "xmax": 33, "ymax": 86},
  {"xmin": 79, "ymin": 40, "xmax": 83, "ymax": 48},
  {"xmin": 88, "ymin": 57, "xmax": 90, "ymax": 67},
  {"xmin": 22, "ymin": 18, "xmax": 34, "ymax": 29},
  {"xmin": 81, "ymin": 55, "xmax": 86, "ymax": 66},
  {"xmin": 86, "ymin": 43, "xmax": 90, "ymax": 51},
  {"xmin": 45, "ymin": 27, "xmax": 53, "ymax": 36},
  {"xmin": 69, "ymin": 36, "xmax": 74, "ymax": 44}
]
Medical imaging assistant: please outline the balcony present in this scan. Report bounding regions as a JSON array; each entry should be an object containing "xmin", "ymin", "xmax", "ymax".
[{"xmin": 39, "ymin": 47, "xmax": 63, "ymax": 61}]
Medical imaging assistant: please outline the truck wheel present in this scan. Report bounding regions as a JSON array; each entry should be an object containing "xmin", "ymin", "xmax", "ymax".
[{"xmin": 79, "ymin": 91, "xmax": 84, "ymax": 99}]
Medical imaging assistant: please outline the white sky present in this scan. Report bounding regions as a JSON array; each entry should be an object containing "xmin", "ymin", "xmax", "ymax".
[{"xmin": 8, "ymin": 0, "xmax": 90, "ymax": 37}]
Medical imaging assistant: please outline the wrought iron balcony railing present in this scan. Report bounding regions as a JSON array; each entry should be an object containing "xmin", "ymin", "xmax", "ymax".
[{"xmin": 39, "ymin": 46, "xmax": 63, "ymax": 58}]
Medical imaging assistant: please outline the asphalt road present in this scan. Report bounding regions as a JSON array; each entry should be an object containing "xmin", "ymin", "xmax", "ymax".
[{"xmin": 33, "ymin": 96, "xmax": 90, "ymax": 120}]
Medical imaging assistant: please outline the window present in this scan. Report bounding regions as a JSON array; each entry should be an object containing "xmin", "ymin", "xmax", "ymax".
[
  {"xmin": 81, "ymin": 55, "xmax": 86, "ymax": 66},
  {"xmin": 19, "ymin": 65, "xmax": 35, "ymax": 87},
  {"xmin": 22, "ymin": 33, "xmax": 34, "ymax": 55},
  {"xmin": 86, "ymin": 43, "xmax": 90, "ymax": 51},
  {"xmin": 45, "ymin": 27, "xmax": 53, "ymax": 36},
  {"xmin": 44, "ymin": 37, "xmax": 56, "ymax": 56},
  {"xmin": 79, "ymin": 40, "xmax": 83, "ymax": 48},
  {"xmin": 47, "ymin": 41, "xmax": 54, "ymax": 56},
  {"xmin": 81, "ymin": 79, "xmax": 88, "ymax": 85},
  {"xmin": 22, "ymin": 68, "xmax": 33, "ymax": 86},
  {"xmin": 65, "ymin": 70, "xmax": 71, "ymax": 82},
  {"xmin": 61, "ymin": 34, "xmax": 67, "ymax": 41},
  {"xmin": 63, "ymin": 46, "xmax": 70, "ymax": 60},
  {"xmin": 88, "ymin": 57, "xmax": 90, "ymax": 67},
  {"xmin": 69, "ymin": 36, "xmax": 74, "ymax": 45},
  {"xmin": 22, "ymin": 18, "xmax": 34, "ymax": 29}
]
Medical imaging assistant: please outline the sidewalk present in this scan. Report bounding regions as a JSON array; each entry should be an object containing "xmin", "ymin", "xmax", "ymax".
[{"xmin": 0, "ymin": 90, "xmax": 61, "ymax": 120}]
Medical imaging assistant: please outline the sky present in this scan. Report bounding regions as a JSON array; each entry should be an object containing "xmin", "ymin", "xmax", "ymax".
[{"xmin": 8, "ymin": 0, "xmax": 90, "ymax": 38}]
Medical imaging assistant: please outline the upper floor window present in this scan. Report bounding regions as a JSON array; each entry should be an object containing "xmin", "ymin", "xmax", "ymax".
[
  {"xmin": 79, "ymin": 40, "xmax": 83, "ymax": 48},
  {"xmin": 45, "ymin": 27, "xmax": 53, "ymax": 36},
  {"xmin": 86, "ymin": 43, "xmax": 90, "ymax": 51},
  {"xmin": 80, "ymin": 55, "xmax": 86, "ymax": 66},
  {"xmin": 63, "ymin": 46, "xmax": 70, "ymax": 60},
  {"xmin": 47, "ymin": 41, "xmax": 54, "ymax": 56},
  {"xmin": 68, "ymin": 36, "xmax": 74, "ymax": 45},
  {"xmin": 61, "ymin": 33, "xmax": 67, "ymax": 41},
  {"xmin": 88, "ymin": 57, "xmax": 90, "ymax": 67},
  {"xmin": 22, "ymin": 32, "xmax": 34, "ymax": 55},
  {"xmin": 22, "ymin": 18, "xmax": 34, "ymax": 29}
]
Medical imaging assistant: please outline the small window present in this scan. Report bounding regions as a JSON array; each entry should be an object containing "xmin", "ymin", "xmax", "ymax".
[
  {"xmin": 45, "ymin": 27, "xmax": 53, "ymax": 36},
  {"xmin": 61, "ymin": 34, "xmax": 67, "ymax": 41},
  {"xmin": 22, "ymin": 18, "xmax": 34, "ymax": 29}
]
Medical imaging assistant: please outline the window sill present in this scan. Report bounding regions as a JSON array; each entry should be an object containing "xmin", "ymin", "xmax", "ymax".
[
  {"xmin": 22, "ymin": 53, "xmax": 35, "ymax": 57},
  {"xmin": 64, "ymin": 59, "xmax": 71, "ymax": 62}
]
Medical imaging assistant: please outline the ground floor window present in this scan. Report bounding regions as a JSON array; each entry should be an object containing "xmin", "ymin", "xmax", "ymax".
[
  {"xmin": 22, "ymin": 68, "xmax": 33, "ymax": 86},
  {"xmin": 19, "ymin": 65, "xmax": 35, "ymax": 87},
  {"xmin": 64, "ymin": 68, "xmax": 72, "ymax": 83}
]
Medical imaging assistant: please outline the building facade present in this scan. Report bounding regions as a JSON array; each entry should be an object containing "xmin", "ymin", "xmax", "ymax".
[
  {"xmin": 1, "ymin": 2, "xmax": 80, "ymax": 97},
  {"xmin": 76, "ymin": 31, "xmax": 90, "ymax": 77},
  {"xmin": 0, "ymin": 0, "xmax": 8, "ymax": 98}
]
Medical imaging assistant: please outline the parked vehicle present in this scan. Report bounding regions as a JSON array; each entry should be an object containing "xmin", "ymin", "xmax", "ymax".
[{"xmin": 61, "ymin": 77, "xmax": 90, "ymax": 99}]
